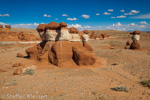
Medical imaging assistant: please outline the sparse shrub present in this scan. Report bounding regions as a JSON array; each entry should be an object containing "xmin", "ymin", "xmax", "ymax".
[
  {"xmin": 141, "ymin": 80, "xmax": 150, "ymax": 88},
  {"xmin": 111, "ymin": 86, "xmax": 129, "ymax": 92},
  {"xmin": 23, "ymin": 68, "xmax": 35, "ymax": 75}
]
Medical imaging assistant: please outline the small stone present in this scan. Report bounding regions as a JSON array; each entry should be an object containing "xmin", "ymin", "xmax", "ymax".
[
  {"xmin": 17, "ymin": 53, "xmax": 24, "ymax": 58},
  {"xmin": 12, "ymin": 63, "xmax": 23, "ymax": 67},
  {"xmin": 13, "ymin": 68, "xmax": 23, "ymax": 75}
]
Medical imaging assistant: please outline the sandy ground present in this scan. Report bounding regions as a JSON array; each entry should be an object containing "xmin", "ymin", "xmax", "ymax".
[{"xmin": 0, "ymin": 38, "xmax": 150, "ymax": 100}]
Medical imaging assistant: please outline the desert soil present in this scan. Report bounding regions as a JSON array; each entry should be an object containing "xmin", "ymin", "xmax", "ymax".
[{"xmin": 0, "ymin": 38, "xmax": 150, "ymax": 100}]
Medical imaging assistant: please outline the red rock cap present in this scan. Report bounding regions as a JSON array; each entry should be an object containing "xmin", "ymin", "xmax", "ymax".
[
  {"xmin": 60, "ymin": 22, "xmax": 67, "ymax": 27},
  {"xmin": 69, "ymin": 27, "xmax": 79, "ymax": 34},
  {"xmin": 83, "ymin": 30, "xmax": 89, "ymax": 34},
  {"xmin": 5, "ymin": 25, "xmax": 11, "ymax": 29},
  {"xmin": 0, "ymin": 25, "xmax": 3, "ymax": 28},
  {"xmin": 46, "ymin": 21, "xmax": 60, "ymax": 30},
  {"xmin": 37, "ymin": 23, "xmax": 47, "ymax": 32}
]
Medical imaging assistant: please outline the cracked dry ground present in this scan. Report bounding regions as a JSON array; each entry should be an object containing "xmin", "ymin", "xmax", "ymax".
[{"xmin": 0, "ymin": 38, "xmax": 150, "ymax": 100}]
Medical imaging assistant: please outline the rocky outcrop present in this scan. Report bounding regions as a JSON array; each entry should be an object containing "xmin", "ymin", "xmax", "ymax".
[
  {"xmin": 25, "ymin": 21, "xmax": 97, "ymax": 67},
  {"xmin": 0, "ymin": 25, "xmax": 3, "ymax": 28}
]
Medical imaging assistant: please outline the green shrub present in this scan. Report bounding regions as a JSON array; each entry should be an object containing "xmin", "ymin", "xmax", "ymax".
[
  {"xmin": 23, "ymin": 68, "xmax": 35, "ymax": 75},
  {"xmin": 141, "ymin": 80, "xmax": 150, "ymax": 88}
]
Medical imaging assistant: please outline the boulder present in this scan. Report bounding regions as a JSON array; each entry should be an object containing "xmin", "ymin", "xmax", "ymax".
[
  {"xmin": 37, "ymin": 23, "xmax": 47, "ymax": 32},
  {"xmin": 83, "ymin": 42, "xmax": 94, "ymax": 51},
  {"xmin": 25, "ymin": 43, "xmax": 43, "ymax": 60},
  {"xmin": 13, "ymin": 68, "xmax": 23, "ymax": 75},
  {"xmin": 72, "ymin": 42, "xmax": 96, "ymax": 66},
  {"xmin": 48, "ymin": 41, "xmax": 76, "ymax": 67},
  {"xmin": 17, "ymin": 53, "xmax": 24, "ymax": 58},
  {"xmin": 46, "ymin": 22, "xmax": 60, "ymax": 30},
  {"xmin": 130, "ymin": 41, "xmax": 141, "ymax": 49},
  {"xmin": 60, "ymin": 22, "xmax": 67, "ymax": 27}
]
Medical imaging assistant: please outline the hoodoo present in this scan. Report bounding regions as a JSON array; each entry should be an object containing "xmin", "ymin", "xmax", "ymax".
[{"xmin": 25, "ymin": 21, "xmax": 97, "ymax": 67}]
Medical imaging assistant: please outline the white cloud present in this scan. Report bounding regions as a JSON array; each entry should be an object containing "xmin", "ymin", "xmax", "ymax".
[
  {"xmin": 0, "ymin": 14, "xmax": 10, "ymax": 17},
  {"xmin": 124, "ymin": 10, "xmax": 140, "ymax": 16},
  {"xmin": 131, "ymin": 10, "xmax": 140, "ymax": 14},
  {"xmin": 55, "ymin": 18, "xmax": 58, "ymax": 20},
  {"xmin": 62, "ymin": 14, "xmax": 68, "ymax": 17},
  {"xmin": 139, "ymin": 21, "xmax": 147, "ymax": 25},
  {"xmin": 116, "ymin": 15, "xmax": 126, "ymax": 18},
  {"xmin": 120, "ymin": 10, "xmax": 125, "ymax": 12},
  {"xmin": 130, "ymin": 13, "xmax": 150, "ymax": 19},
  {"xmin": 11, "ymin": 23, "xmax": 39, "ymax": 29},
  {"xmin": 68, "ymin": 24, "xmax": 83, "ymax": 28},
  {"xmin": 111, "ymin": 17, "xmax": 115, "ymax": 18},
  {"xmin": 124, "ymin": 12, "xmax": 133, "ymax": 15},
  {"xmin": 129, "ymin": 23, "xmax": 136, "ymax": 26},
  {"xmin": 108, "ymin": 9, "xmax": 113, "ymax": 12},
  {"xmin": 67, "ymin": 17, "xmax": 77, "ymax": 21},
  {"xmin": 0, "ymin": 22, "xmax": 5, "ymax": 25},
  {"xmin": 103, "ymin": 12, "xmax": 111, "ymax": 15},
  {"xmin": 81, "ymin": 14, "xmax": 90, "ymax": 19},
  {"xmin": 84, "ymin": 25, "xmax": 91, "ymax": 29},
  {"xmin": 43, "ymin": 14, "xmax": 51, "ymax": 17},
  {"xmin": 96, "ymin": 13, "xmax": 100, "ymax": 16}
]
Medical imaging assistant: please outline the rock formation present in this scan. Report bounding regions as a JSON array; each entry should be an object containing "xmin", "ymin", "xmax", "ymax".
[
  {"xmin": 26, "ymin": 22, "xmax": 97, "ymax": 67},
  {"xmin": 90, "ymin": 31, "xmax": 97, "ymax": 39},
  {"xmin": 0, "ymin": 25, "xmax": 3, "ymax": 28},
  {"xmin": 5, "ymin": 25, "xmax": 11, "ymax": 30},
  {"xmin": 0, "ymin": 30, "xmax": 40, "ymax": 41},
  {"xmin": 130, "ymin": 31, "xmax": 141, "ymax": 50}
]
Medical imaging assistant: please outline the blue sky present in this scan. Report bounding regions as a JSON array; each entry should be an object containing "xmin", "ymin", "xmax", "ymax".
[{"xmin": 0, "ymin": 0, "xmax": 150, "ymax": 31}]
